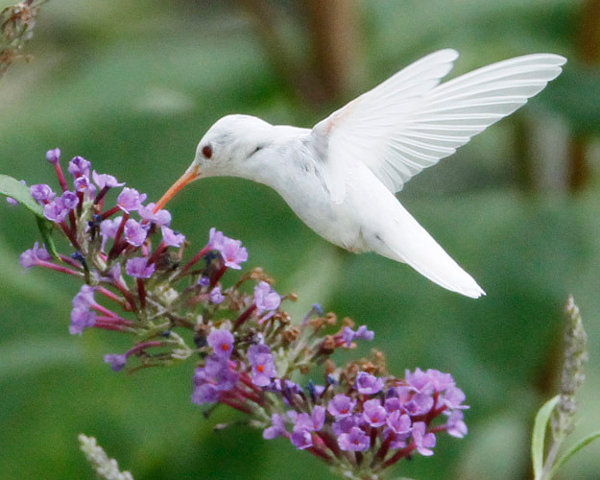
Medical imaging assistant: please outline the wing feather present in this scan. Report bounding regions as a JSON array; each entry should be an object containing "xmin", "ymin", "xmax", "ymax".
[{"xmin": 312, "ymin": 51, "xmax": 566, "ymax": 197}]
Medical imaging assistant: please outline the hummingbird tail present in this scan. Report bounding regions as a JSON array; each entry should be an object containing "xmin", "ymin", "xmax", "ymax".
[{"xmin": 371, "ymin": 206, "xmax": 485, "ymax": 299}]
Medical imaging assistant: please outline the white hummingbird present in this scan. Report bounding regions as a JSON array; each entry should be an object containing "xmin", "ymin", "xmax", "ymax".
[{"xmin": 154, "ymin": 49, "xmax": 566, "ymax": 298}]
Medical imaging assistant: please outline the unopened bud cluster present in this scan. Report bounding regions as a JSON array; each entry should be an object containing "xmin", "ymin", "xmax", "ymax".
[{"xmin": 13, "ymin": 149, "xmax": 468, "ymax": 479}]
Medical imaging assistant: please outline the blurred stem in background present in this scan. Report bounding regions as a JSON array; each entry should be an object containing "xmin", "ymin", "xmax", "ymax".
[
  {"xmin": 235, "ymin": 0, "xmax": 363, "ymax": 107},
  {"xmin": 568, "ymin": 0, "xmax": 600, "ymax": 191}
]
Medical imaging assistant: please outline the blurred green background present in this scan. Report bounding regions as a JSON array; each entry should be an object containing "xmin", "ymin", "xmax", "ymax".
[{"xmin": 1, "ymin": 1, "xmax": 599, "ymax": 479}]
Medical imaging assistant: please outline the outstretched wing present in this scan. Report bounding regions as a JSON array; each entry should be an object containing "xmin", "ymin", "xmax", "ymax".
[{"xmin": 311, "ymin": 50, "xmax": 566, "ymax": 202}]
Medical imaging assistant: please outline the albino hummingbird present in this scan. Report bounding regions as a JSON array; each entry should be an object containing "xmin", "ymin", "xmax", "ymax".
[{"xmin": 154, "ymin": 49, "xmax": 565, "ymax": 298}]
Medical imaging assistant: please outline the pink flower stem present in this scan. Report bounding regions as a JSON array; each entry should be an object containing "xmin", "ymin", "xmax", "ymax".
[
  {"xmin": 76, "ymin": 191, "xmax": 84, "ymax": 216},
  {"xmin": 374, "ymin": 431, "xmax": 394, "ymax": 463},
  {"xmin": 233, "ymin": 304, "xmax": 257, "ymax": 330},
  {"xmin": 210, "ymin": 265, "xmax": 227, "ymax": 289},
  {"xmin": 107, "ymin": 213, "xmax": 129, "ymax": 260},
  {"xmin": 35, "ymin": 260, "xmax": 82, "ymax": 276},
  {"xmin": 96, "ymin": 315, "xmax": 133, "ymax": 326},
  {"xmin": 180, "ymin": 244, "xmax": 212, "ymax": 275},
  {"xmin": 94, "ymin": 320, "xmax": 128, "ymax": 332},
  {"xmin": 219, "ymin": 392, "xmax": 254, "ymax": 414},
  {"xmin": 100, "ymin": 205, "xmax": 121, "ymax": 220},
  {"xmin": 108, "ymin": 279, "xmax": 136, "ymax": 311},
  {"xmin": 94, "ymin": 186, "xmax": 110, "ymax": 206},
  {"xmin": 316, "ymin": 431, "xmax": 341, "ymax": 457},
  {"xmin": 238, "ymin": 372, "xmax": 263, "ymax": 394},
  {"xmin": 53, "ymin": 163, "xmax": 68, "ymax": 192},
  {"xmin": 382, "ymin": 443, "xmax": 417, "ymax": 468},
  {"xmin": 429, "ymin": 424, "xmax": 448, "ymax": 434},
  {"xmin": 136, "ymin": 278, "xmax": 146, "ymax": 310},
  {"xmin": 59, "ymin": 221, "xmax": 81, "ymax": 250},
  {"xmin": 307, "ymin": 443, "xmax": 333, "ymax": 463},
  {"xmin": 97, "ymin": 286, "xmax": 126, "ymax": 306},
  {"xmin": 91, "ymin": 302, "xmax": 122, "ymax": 319},
  {"xmin": 58, "ymin": 254, "xmax": 82, "ymax": 269},
  {"xmin": 126, "ymin": 340, "xmax": 164, "ymax": 356},
  {"xmin": 147, "ymin": 242, "xmax": 167, "ymax": 266}
]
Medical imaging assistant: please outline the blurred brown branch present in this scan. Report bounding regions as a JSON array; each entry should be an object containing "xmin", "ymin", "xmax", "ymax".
[
  {"xmin": 568, "ymin": 0, "xmax": 600, "ymax": 192},
  {"xmin": 236, "ymin": 0, "xmax": 362, "ymax": 108}
]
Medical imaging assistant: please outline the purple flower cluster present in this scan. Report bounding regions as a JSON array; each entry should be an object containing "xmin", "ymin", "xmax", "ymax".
[
  {"xmin": 11, "ymin": 149, "xmax": 470, "ymax": 479},
  {"xmin": 259, "ymin": 368, "xmax": 467, "ymax": 465}
]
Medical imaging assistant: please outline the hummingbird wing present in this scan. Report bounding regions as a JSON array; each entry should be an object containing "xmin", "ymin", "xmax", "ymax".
[
  {"xmin": 312, "ymin": 50, "xmax": 566, "ymax": 201},
  {"xmin": 311, "ymin": 49, "xmax": 459, "ymax": 203}
]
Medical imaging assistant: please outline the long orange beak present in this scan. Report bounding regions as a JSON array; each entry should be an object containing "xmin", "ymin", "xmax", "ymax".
[{"xmin": 153, "ymin": 165, "xmax": 201, "ymax": 213}]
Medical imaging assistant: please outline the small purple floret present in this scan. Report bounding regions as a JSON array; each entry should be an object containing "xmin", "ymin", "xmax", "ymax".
[
  {"xmin": 208, "ymin": 227, "xmax": 248, "ymax": 269},
  {"xmin": 139, "ymin": 203, "xmax": 171, "ymax": 226},
  {"xmin": 263, "ymin": 414, "xmax": 288, "ymax": 440},
  {"xmin": 290, "ymin": 429, "xmax": 313, "ymax": 450},
  {"xmin": 247, "ymin": 343, "xmax": 277, "ymax": 387},
  {"xmin": 68, "ymin": 156, "xmax": 91, "ymax": 178},
  {"xmin": 386, "ymin": 410, "xmax": 412, "ymax": 435},
  {"xmin": 342, "ymin": 325, "xmax": 374, "ymax": 346},
  {"xmin": 124, "ymin": 218, "xmax": 148, "ymax": 247},
  {"xmin": 207, "ymin": 329, "xmax": 234, "ymax": 359},
  {"xmin": 69, "ymin": 308, "xmax": 96, "ymax": 335},
  {"xmin": 19, "ymin": 242, "xmax": 51, "ymax": 268},
  {"xmin": 253, "ymin": 281, "xmax": 280, "ymax": 320},
  {"xmin": 161, "ymin": 226, "xmax": 185, "ymax": 247},
  {"xmin": 411, "ymin": 422, "xmax": 436, "ymax": 456},
  {"xmin": 355, "ymin": 371, "xmax": 384, "ymax": 395},
  {"xmin": 209, "ymin": 286, "xmax": 225, "ymax": 304},
  {"xmin": 125, "ymin": 257, "xmax": 155, "ymax": 278},
  {"xmin": 104, "ymin": 353, "xmax": 127, "ymax": 372},
  {"xmin": 446, "ymin": 410, "xmax": 468, "ymax": 438},
  {"xmin": 43, "ymin": 192, "xmax": 79, "ymax": 223},
  {"xmin": 338, "ymin": 426, "xmax": 370, "ymax": 452},
  {"xmin": 362, "ymin": 399, "xmax": 387, "ymax": 427},
  {"xmin": 327, "ymin": 394, "xmax": 356, "ymax": 418},
  {"xmin": 117, "ymin": 187, "xmax": 147, "ymax": 213},
  {"xmin": 92, "ymin": 171, "xmax": 125, "ymax": 189},
  {"xmin": 30, "ymin": 184, "xmax": 56, "ymax": 204},
  {"xmin": 46, "ymin": 148, "xmax": 60, "ymax": 164}
]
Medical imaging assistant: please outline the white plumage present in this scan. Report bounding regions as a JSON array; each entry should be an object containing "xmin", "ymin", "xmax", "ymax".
[{"xmin": 155, "ymin": 49, "xmax": 566, "ymax": 298}]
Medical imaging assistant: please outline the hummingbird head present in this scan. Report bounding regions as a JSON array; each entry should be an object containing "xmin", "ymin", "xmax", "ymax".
[{"xmin": 153, "ymin": 114, "xmax": 273, "ymax": 213}]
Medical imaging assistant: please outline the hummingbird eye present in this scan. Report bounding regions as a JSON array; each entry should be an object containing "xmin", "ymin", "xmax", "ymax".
[{"xmin": 201, "ymin": 144, "xmax": 213, "ymax": 159}]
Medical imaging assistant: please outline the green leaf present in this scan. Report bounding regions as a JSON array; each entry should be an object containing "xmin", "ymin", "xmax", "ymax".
[
  {"xmin": 548, "ymin": 431, "xmax": 600, "ymax": 478},
  {"xmin": 532, "ymin": 395, "xmax": 560, "ymax": 480},
  {"xmin": 0, "ymin": 174, "xmax": 44, "ymax": 218},
  {"xmin": 36, "ymin": 215, "xmax": 60, "ymax": 259}
]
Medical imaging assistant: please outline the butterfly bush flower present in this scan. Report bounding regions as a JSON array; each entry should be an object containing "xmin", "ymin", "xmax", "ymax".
[
  {"xmin": 208, "ymin": 227, "xmax": 248, "ymax": 269},
  {"xmin": 30, "ymin": 184, "xmax": 56, "ymax": 204},
  {"xmin": 19, "ymin": 242, "xmax": 51, "ymax": 268},
  {"xmin": 342, "ymin": 325, "xmax": 374, "ymax": 346},
  {"xmin": 124, "ymin": 219, "xmax": 147, "ymax": 247},
  {"xmin": 139, "ymin": 203, "xmax": 171, "ymax": 226},
  {"xmin": 43, "ymin": 191, "xmax": 79, "ymax": 223},
  {"xmin": 161, "ymin": 226, "xmax": 185, "ymax": 247},
  {"xmin": 207, "ymin": 329, "xmax": 234, "ymax": 359},
  {"xmin": 117, "ymin": 187, "xmax": 147, "ymax": 213},
  {"xmin": 254, "ymin": 281, "xmax": 280, "ymax": 320},
  {"xmin": 68, "ymin": 156, "xmax": 91, "ymax": 178},
  {"xmin": 46, "ymin": 148, "xmax": 60, "ymax": 164},
  {"xmin": 93, "ymin": 171, "xmax": 119, "ymax": 187},
  {"xmin": 125, "ymin": 257, "xmax": 155, "ymax": 278},
  {"xmin": 209, "ymin": 286, "xmax": 225, "ymax": 304},
  {"xmin": 9, "ymin": 150, "xmax": 469, "ymax": 480}
]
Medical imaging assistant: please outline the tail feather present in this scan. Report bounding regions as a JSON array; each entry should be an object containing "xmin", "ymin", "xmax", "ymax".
[{"xmin": 371, "ymin": 203, "xmax": 485, "ymax": 298}]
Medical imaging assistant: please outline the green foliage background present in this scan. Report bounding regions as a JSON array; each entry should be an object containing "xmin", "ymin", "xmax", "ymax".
[{"xmin": 0, "ymin": 1, "xmax": 599, "ymax": 479}]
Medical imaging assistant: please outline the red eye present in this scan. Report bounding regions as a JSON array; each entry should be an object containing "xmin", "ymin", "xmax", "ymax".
[{"xmin": 202, "ymin": 145, "xmax": 212, "ymax": 159}]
